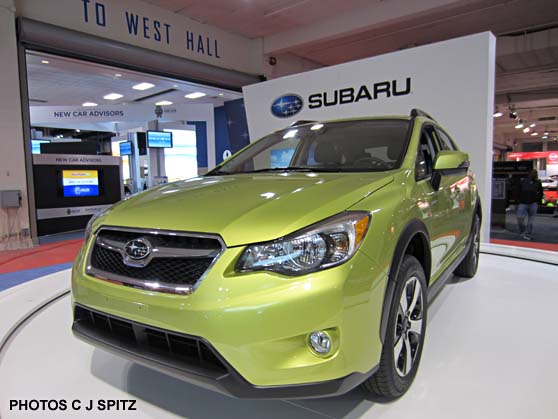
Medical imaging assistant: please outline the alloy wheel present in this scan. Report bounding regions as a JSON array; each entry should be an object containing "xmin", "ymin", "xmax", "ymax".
[{"xmin": 394, "ymin": 276, "xmax": 424, "ymax": 377}]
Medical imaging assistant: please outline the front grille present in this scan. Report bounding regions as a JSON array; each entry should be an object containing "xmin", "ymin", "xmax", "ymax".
[
  {"xmin": 74, "ymin": 305, "xmax": 227, "ymax": 375},
  {"xmin": 87, "ymin": 228, "xmax": 223, "ymax": 291},
  {"xmin": 92, "ymin": 246, "xmax": 213, "ymax": 284}
]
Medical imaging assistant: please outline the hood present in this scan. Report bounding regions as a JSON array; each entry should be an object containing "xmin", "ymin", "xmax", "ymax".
[{"xmin": 99, "ymin": 172, "xmax": 394, "ymax": 246}]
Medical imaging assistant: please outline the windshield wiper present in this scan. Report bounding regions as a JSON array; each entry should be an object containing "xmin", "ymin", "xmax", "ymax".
[
  {"xmin": 238, "ymin": 167, "xmax": 342, "ymax": 173},
  {"xmin": 206, "ymin": 169, "xmax": 232, "ymax": 175}
]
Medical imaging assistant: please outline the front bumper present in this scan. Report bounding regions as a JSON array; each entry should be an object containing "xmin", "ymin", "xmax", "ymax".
[
  {"xmin": 72, "ymin": 304, "xmax": 377, "ymax": 399},
  {"xmin": 72, "ymin": 242, "xmax": 387, "ymax": 396}
]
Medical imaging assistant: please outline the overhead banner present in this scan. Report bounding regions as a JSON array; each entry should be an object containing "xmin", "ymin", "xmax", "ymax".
[
  {"xmin": 243, "ymin": 32, "xmax": 496, "ymax": 241},
  {"xmin": 16, "ymin": 0, "xmax": 262, "ymax": 75},
  {"xmin": 30, "ymin": 103, "xmax": 214, "ymax": 124}
]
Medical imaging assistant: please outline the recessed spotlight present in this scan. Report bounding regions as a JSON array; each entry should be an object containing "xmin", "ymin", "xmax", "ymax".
[
  {"xmin": 529, "ymin": 123, "xmax": 536, "ymax": 128},
  {"xmin": 82, "ymin": 102, "xmax": 98, "ymax": 107},
  {"xmin": 76, "ymin": 129, "xmax": 81, "ymax": 133},
  {"xmin": 523, "ymin": 127, "xmax": 530, "ymax": 133},
  {"xmin": 531, "ymin": 132, "xmax": 538, "ymax": 136},
  {"xmin": 155, "ymin": 100, "xmax": 173, "ymax": 106},
  {"xmin": 133, "ymin": 82, "xmax": 155, "ymax": 90},
  {"xmin": 185, "ymin": 92, "xmax": 206, "ymax": 99},
  {"xmin": 114, "ymin": 73, "xmax": 122, "ymax": 77},
  {"xmin": 544, "ymin": 131, "xmax": 549, "ymax": 135},
  {"xmin": 41, "ymin": 60, "xmax": 49, "ymax": 64},
  {"xmin": 104, "ymin": 93, "xmax": 123, "ymax": 100},
  {"xmin": 493, "ymin": 111, "xmax": 503, "ymax": 118},
  {"xmin": 515, "ymin": 120, "xmax": 524, "ymax": 129}
]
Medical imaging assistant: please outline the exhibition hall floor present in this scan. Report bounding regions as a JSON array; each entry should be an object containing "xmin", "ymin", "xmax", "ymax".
[{"xmin": 0, "ymin": 254, "xmax": 556, "ymax": 418}]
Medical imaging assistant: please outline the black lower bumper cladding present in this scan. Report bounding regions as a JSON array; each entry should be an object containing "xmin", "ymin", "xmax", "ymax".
[{"xmin": 72, "ymin": 304, "xmax": 376, "ymax": 399}]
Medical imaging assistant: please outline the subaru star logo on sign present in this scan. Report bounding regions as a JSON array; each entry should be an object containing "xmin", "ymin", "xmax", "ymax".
[
  {"xmin": 124, "ymin": 238, "xmax": 152, "ymax": 260},
  {"xmin": 271, "ymin": 94, "xmax": 303, "ymax": 118}
]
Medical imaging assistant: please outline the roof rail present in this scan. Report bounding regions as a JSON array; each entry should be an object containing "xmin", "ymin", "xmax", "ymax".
[
  {"xmin": 410, "ymin": 109, "xmax": 436, "ymax": 121},
  {"xmin": 289, "ymin": 120, "xmax": 318, "ymax": 126}
]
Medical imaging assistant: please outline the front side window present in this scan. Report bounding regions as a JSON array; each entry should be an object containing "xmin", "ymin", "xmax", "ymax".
[
  {"xmin": 210, "ymin": 120, "xmax": 410, "ymax": 174},
  {"xmin": 416, "ymin": 125, "xmax": 439, "ymax": 180},
  {"xmin": 435, "ymin": 127, "xmax": 457, "ymax": 151}
]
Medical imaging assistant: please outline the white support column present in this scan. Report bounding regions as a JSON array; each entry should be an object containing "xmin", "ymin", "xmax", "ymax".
[{"xmin": 0, "ymin": 0, "xmax": 32, "ymax": 250}]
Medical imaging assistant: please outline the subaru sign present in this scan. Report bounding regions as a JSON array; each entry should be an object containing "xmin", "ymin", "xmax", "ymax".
[{"xmin": 271, "ymin": 94, "xmax": 303, "ymax": 118}]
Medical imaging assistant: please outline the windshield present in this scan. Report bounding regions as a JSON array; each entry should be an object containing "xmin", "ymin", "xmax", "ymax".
[{"xmin": 209, "ymin": 119, "xmax": 410, "ymax": 174}]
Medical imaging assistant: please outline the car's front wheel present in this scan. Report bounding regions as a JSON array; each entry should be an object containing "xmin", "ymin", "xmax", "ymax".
[{"xmin": 362, "ymin": 255, "xmax": 427, "ymax": 402}]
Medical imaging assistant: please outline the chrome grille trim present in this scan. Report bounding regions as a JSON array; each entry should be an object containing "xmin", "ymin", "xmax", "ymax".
[{"xmin": 85, "ymin": 226, "xmax": 226, "ymax": 295}]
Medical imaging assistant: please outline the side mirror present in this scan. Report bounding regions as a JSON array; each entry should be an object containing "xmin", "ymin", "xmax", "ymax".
[
  {"xmin": 433, "ymin": 150, "xmax": 469, "ymax": 171},
  {"xmin": 431, "ymin": 151, "xmax": 469, "ymax": 190}
]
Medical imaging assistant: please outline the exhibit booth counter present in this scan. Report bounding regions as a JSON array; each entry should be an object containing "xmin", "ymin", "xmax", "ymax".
[{"xmin": 32, "ymin": 154, "xmax": 122, "ymax": 236}]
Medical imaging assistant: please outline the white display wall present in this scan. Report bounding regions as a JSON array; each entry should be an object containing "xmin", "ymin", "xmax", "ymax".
[{"xmin": 243, "ymin": 32, "xmax": 496, "ymax": 241}]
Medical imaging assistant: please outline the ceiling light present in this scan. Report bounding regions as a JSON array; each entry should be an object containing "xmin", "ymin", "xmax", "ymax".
[
  {"xmin": 544, "ymin": 131, "xmax": 549, "ymax": 135},
  {"xmin": 523, "ymin": 127, "xmax": 530, "ymax": 133},
  {"xmin": 529, "ymin": 123, "xmax": 536, "ymax": 128},
  {"xmin": 311, "ymin": 124, "xmax": 324, "ymax": 131},
  {"xmin": 41, "ymin": 60, "xmax": 49, "ymax": 64},
  {"xmin": 543, "ymin": 135, "xmax": 549, "ymax": 139},
  {"xmin": 114, "ymin": 73, "xmax": 122, "ymax": 77},
  {"xmin": 509, "ymin": 111, "xmax": 518, "ymax": 119},
  {"xmin": 493, "ymin": 111, "xmax": 503, "ymax": 118},
  {"xmin": 133, "ymin": 82, "xmax": 155, "ymax": 90},
  {"xmin": 82, "ymin": 102, "xmax": 98, "ymax": 107},
  {"xmin": 104, "ymin": 93, "xmax": 123, "ymax": 100},
  {"xmin": 283, "ymin": 129, "xmax": 298, "ymax": 139},
  {"xmin": 76, "ymin": 129, "xmax": 81, "ymax": 133},
  {"xmin": 155, "ymin": 100, "xmax": 173, "ymax": 106},
  {"xmin": 515, "ymin": 120, "xmax": 524, "ymax": 129},
  {"xmin": 185, "ymin": 92, "xmax": 206, "ymax": 99},
  {"xmin": 531, "ymin": 132, "xmax": 538, "ymax": 136}
]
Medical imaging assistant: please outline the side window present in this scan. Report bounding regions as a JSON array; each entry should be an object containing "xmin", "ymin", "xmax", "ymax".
[
  {"xmin": 416, "ymin": 126, "xmax": 438, "ymax": 180},
  {"xmin": 436, "ymin": 127, "xmax": 457, "ymax": 151}
]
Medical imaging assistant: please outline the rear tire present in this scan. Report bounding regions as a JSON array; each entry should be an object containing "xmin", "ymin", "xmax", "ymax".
[
  {"xmin": 362, "ymin": 255, "xmax": 427, "ymax": 402},
  {"xmin": 454, "ymin": 213, "xmax": 480, "ymax": 278}
]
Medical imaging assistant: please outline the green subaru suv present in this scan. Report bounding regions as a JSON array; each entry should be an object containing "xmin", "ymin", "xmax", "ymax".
[{"xmin": 72, "ymin": 109, "xmax": 481, "ymax": 401}]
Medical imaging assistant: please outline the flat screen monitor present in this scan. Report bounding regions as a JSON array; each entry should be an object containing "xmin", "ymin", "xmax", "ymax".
[
  {"xmin": 62, "ymin": 170, "xmax": 99, "ymax": 197},
  {"xmin": 119, "ymin": 141, "xmax": 132, "ymax": 156},
  {"xmin": 147, "ymin": 131, "xmax": 173, "ymax": 148},
  {"xmin": 31, "ymin": 139, "xmax": 51, "ymax": 154}
]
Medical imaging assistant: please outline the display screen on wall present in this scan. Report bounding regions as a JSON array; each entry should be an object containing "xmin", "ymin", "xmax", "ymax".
[
  {"xmin": 119, "ymin": 141, "xmax": 132, "ymax": 155},
  {"xmin": 31, "ymin": 139, "xmax": 51, "ymax": 154},
  {"xmin": 62, "ymin": 170, "xmax": 99, "ymax": 197},
  {"xmin": 147, "ymin": 131, "xmax": 173, "ymax": 148}
]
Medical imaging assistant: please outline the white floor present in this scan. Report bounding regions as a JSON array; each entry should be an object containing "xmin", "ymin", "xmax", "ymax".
[{"xmin": 0, "ymin": 253, "xmax": 557, "ymax": 418}]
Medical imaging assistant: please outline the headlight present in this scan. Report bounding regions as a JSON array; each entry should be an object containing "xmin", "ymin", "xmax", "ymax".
[
  {"xmin": 237, "ymin": 211, "xmax": 370, "ymax": 276},
  {"xmin": 84, "ymin": 206, "xmax": 110, "ymax": 243}
]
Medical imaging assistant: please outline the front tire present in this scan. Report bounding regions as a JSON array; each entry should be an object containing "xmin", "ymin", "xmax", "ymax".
[
  {"xmin": 454, "ymin": 213, "xmax": 480, "ymax": 278},
  {"xmin": 362, "ymin": 255, "xmax": 427, "ymax": 402}
]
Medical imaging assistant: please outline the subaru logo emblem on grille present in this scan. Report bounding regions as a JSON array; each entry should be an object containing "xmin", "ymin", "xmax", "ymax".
[
  {"xmin": 271, "ymin": 94, "xmax": 303, "ymax": 118},
  {"xmin": 124, "ymin": 238, "xmax": 152, "ymax": 260}
]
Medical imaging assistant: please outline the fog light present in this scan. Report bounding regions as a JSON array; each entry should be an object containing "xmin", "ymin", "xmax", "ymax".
[{"xmin": 309, "ymin": 331, "xmax": 331, "ymax": 355}]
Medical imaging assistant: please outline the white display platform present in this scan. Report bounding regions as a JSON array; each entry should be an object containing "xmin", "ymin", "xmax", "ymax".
[{"xmin": 1, "ymin": 254, "xmax": 557, "ymax": 418}]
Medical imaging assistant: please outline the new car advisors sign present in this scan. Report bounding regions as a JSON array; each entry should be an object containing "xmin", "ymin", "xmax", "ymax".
[{"xmin": 243, "ymin": 32, "xmax": 496, "ymax": 241}]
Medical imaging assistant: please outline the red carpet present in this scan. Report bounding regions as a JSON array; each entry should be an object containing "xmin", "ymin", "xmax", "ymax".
[
  {"xmin": 490, "ymin": 239, "xmax": 558, "ymax": 252},
  {"xmin": 0, "ymin": 239, "xmax": 84, "ymax": 275}
]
